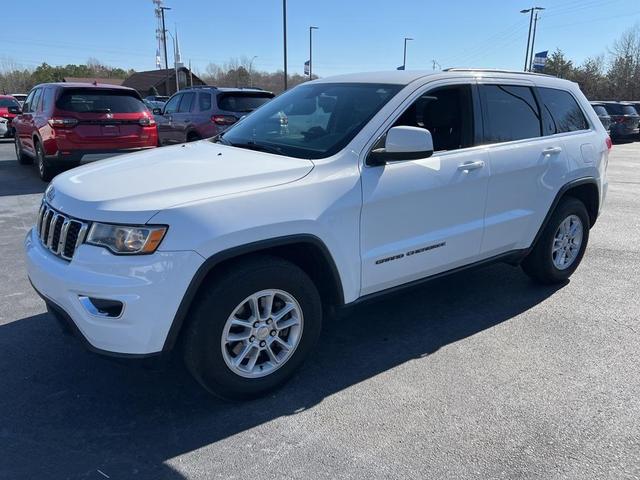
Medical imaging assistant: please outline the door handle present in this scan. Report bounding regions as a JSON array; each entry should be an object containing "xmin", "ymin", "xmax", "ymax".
[
  {"xmin": 542, "ymin": 146, "xmax": 562, "ymax": 155},
  {"xmin": 457, "ymin": 160, "xmax": 485, "ymax": 172}
]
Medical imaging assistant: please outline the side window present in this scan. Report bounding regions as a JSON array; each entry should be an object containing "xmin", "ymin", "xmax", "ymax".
[
  {"xmin": 22, "ymin": 90, "xmax": 35, "ymax": 113},
  {"xmin": 199, "ymin": 92, "xmax": 212, "ymax": 111},
  {"xmin": 178, "ymin": 92, "xmax": 195, "ymax": 113},
  {"xmin": 163, "ymin": 94, "xmax": 181, "ymax": 114},
  {"xmin": 481, "ymin": 85, "xmax": 541, "ymax": 143},
  {"xmin": 393, "ymin": 84, "xmax": 474, "ymax": 152},
  {"xmin": 538, "ymin": 87, "xmax": 589, "ymax": 135},
  {"xmin": 31, "ymin": 89, "xmax": 43, "ymax": 113}
]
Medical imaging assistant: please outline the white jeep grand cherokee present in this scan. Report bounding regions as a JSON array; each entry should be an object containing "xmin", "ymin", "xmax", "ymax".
[{"xmin": 26, "ymin": 70, "xmax": 610, "ymax": 399}]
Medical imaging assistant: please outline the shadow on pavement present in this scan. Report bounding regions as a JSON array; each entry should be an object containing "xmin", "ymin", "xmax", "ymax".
[
  {"xmin": 0, "ymin": 262, "xmax": 564, "ymax": 479},
  {"xmin": 0, "ymin": 139, "xmax": 48, "ymax": 197}
]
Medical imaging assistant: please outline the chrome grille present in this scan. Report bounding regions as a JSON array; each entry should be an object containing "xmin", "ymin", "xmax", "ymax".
[{"xmin": 36, "ymin": 203, "xmax": 89, "ymax": 261}]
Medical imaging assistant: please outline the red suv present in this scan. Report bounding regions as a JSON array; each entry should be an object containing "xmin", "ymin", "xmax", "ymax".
[
  {"xmin": 13, "ymin": 83, "xmax": 158, "ymax": 181},
  {"xmin": 0, "ymin": 95, "xmax": 21, "ymax": 137}
]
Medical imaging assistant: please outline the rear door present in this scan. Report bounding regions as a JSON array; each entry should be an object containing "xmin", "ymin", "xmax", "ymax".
[
  {"xmin": 478, "ymin": 81, "xmax": 570, "ymax": 255},
  {"xmin": 157, "ymin": 93, "xmax": 182, "ymax": 144},
  {"xmin": 171, "ymin": 91, "xmax": 196, "ymax": 142}
]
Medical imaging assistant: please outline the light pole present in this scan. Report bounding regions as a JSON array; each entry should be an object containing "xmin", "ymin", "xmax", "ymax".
[
  {"xmin": 249, "ymin": 55, "xmax": 258, "ymax": 87},
  {"xmin": 521, "ymin": 7, "xmax": 545, "ymax": 72},
  {"xmin": 166, "ymin": 30, "xmax": 179, "ymax": 92},
  {"xmin": 159, "ymin": 6, "xmax": 171, "ymax": 94},
  {"xmin": 282, "ymin": 0, "xmax": 288, "ymax": 90},
  {"xmin": 309, "ymin": 26, "xmax": 318, "ymax": 80},
  {"xmin": 402, "ymin": 37, "xmax": 413, "ymax": 70},
  {"xmin": 528, "ymin": 10, "xmax": 542, "ymax": 71}
]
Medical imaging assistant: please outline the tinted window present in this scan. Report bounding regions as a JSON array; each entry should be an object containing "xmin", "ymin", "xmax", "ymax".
[
  {"xmin": 0, "ymin": 98, "xmax": 20, "ymax": 108},
  {"xmin": 393, "ymin": 85, "xmax": 474, "ymax": 152},
  {"xmin": 199, "ymin": 92, "xmax": 212, "ymax": 111},
  {"xmin": 56, "ymin": 89, "xmax": 145, "ymax": 113},
  {"xmin": 218, "ymin": 83, "xmax": 401, "ymax": 160},
  {"xmin": 482, "ymin": 85, "xmax": 541, "ymax": 143},
  {"xmin": 623, "ymin": 105, "xmax": 639, "ymax": 115},
  {"xmin": 22, "ymin": 90, "xmax": 36, "ymax": 113},
  {"xmin": 178, "ymin": 92, "xmax": 195, "ymax": 113},
  {"xmin": 592, "ymin": 105, "xmax": 608, "ymax": 116},
  {"xmin": 163, "ymin": 94, "xmax": 181, "ymax": 114},
  {"xmin": 538, "ymin": 87, "xmax": 588, "ymax": 134},
  {"xmin": 217, "ymin": 93, "xmax": 274, "ymax": 112},
  {"xmin": 31, "ymin": 89, "xmax": 43, "ymax": 113}
]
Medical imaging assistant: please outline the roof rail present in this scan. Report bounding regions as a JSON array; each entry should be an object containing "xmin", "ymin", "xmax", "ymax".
[{"xmin": 442, "ymin": 68, "xmax": 553, "ymax": 77}]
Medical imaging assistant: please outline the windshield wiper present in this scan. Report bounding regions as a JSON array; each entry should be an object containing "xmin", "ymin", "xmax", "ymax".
[
  {"xmin": 87, "ymin": 108, "xmax": 112, "ymax": 113},
  {"xmin": 230, "ymin": 141, "xmax": 282, "ymax": 155}
]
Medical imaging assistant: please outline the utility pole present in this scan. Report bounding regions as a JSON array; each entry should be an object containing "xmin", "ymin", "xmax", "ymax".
[
  {"xmin": 159, "ymin": 5, "xmax": 171, "ymax": 94},
  {"xmin": 283, "ymin": 0, "xmax": 288, "ymax": 90},
  {"xmin": 309, "ymin": 26, "xmax": 318, "ymax": 80},
  {"xmin": 402, "ymin": 37, "xmax": 413, "ymax": 70},
  {"xmin": 529, "ymin": 11, "xmax": 541, "ymax": 71},
  {"xmin": 521, "ymin": 7, "xmax": 544, "ymax": 72}
]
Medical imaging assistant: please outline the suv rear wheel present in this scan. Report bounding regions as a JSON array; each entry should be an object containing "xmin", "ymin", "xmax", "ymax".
[
  {"xmin": 35, "ymin": 140, "xmax": 57, "ymax": 182},
  {"xmin": 522, "ymin": 197, "xmax": 590, "ymax": 284},
  {"xmin": 183, "ymin": 255, "xmax": 322, "ymax": 400}
]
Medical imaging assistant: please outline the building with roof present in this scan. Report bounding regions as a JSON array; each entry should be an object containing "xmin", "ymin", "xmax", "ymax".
[{"xmin": 122, "ymin": 67, "xmax": 206, "ymax": 96}]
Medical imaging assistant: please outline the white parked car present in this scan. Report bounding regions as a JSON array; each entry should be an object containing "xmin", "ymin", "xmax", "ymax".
[
  {"xmin": 0, "ymin": 117, "xmax": 8, "ymax": 137},
  {"xmin": 25, "ymin": 69, "xmax": 610, "ymax": 399}
]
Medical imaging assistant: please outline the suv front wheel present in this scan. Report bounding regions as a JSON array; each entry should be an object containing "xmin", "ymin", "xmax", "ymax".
[
  {"xmin": 183, "ymin": 255, "xmax": 322, "ymax": 400},
  {"xmin": 522, "ymin": 197, "xmax": 590, "ymax": 284}
]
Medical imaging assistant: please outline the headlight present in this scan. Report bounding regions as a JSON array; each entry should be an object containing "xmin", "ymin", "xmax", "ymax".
[{"xmin": 86, "ymin": 223, "xmax": 167, "ymax": 254}]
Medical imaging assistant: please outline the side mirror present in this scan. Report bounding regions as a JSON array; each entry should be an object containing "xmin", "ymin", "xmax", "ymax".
[
  {"xmin": 368, "ymin": 126, "xmax": 434, "ymax": 165},
  {"xmin": 152, "ymin": 108, "xmax": 162, "ymax": 115}
]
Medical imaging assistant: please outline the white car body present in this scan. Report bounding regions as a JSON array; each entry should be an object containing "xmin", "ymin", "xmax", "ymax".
[
  {"xmin": 0, "ymin": 117, "xmax": 8, "ymax": 137},
  {"xmin": 25, "ymin": 70, "xmax": 609, "ymax": 356}
]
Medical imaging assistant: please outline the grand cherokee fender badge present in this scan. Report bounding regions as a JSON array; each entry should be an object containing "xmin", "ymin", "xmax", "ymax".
[{"xmin": 375, "ymin": 241, "xmax": 446, "ymax": 265}]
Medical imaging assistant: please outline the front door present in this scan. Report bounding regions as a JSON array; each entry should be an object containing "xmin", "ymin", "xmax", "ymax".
[{"xmin": 360, "ymin": 83, "xmax": 490, "ymax": 296}]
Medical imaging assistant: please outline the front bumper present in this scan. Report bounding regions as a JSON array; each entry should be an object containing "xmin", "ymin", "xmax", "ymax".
[{"xmin": 25, "ymin": 227, "xmax": 204, "ymax": 356}]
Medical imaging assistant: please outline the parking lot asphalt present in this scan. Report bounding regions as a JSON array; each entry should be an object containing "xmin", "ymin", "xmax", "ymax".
[{"xmin": 0, "ymin": 139, "xmax": 638, "ymax": 480}]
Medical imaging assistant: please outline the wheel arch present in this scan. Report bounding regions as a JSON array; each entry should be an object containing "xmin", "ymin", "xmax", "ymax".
[
  {"xmin": 532, "ymin": 177, "xmax": 600, "ymax": 248},
  {"xmin": 162, "ymin": 234, "xmax": 345, "ymax": 352}
]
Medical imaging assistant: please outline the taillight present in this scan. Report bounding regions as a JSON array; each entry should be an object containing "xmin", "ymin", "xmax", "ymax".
[
  {"xmin": 48, "ymin": 118, "xmax": 78, "ymax": 128},
  {"xmin": 211, "ymin": 115, "xmax": 237, "ymax": 126},
  {"xmin": 606, "ymin": 137, "xmax": 612, "ymax": 150},
  {"xmin": 139, "ymin": 116, "xmax": 156, "ymax": 126}
]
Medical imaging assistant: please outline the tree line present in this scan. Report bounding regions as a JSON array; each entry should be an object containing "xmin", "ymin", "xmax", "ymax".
[
  {"xmin": 2, "ymin": 26, "xmax": 639, "ymax": 99},
  {"xmin": 542, "ymin": 26, "xmax": 640, "ymax": 100}
]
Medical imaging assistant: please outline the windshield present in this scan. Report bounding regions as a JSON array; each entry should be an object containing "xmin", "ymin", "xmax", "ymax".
[
  {"xmin": 0, "ymin": 98, "xmax": 20, "ymax": 108},
  {"xmin": 216, "ymin": 83, "xmax": 402, "ymax": 159}
]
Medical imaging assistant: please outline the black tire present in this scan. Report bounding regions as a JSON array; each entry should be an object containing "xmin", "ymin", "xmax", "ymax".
[
  {"xmin": 522, "ymin": 197, "xmax": 590, "ymax": 284},
  {"xmin": 15, "ymin": 137, "xmax": 32, "ymax": 165},
  {"xmin": 186, "ymin": 132, "xmax": 201, "ymax": 142},
  {"xmin": 183, "ymin": 255, "xmax": 322, "ymax": 400},
  {"xmin": 35, "ymin": 140, "xmax": 57, "ymax": 182}
]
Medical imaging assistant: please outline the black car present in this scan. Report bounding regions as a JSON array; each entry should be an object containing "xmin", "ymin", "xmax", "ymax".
[
  {"xmin": 590, "ymin": 102, "xmax": 612, "ymax": 133},
  {"xmin": 600, "ymin": 101, "xmax": 640, "ymax": 141}
]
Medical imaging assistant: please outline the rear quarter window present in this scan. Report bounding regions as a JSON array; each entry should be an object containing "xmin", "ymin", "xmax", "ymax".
[
  {"xmin": 56, "ymin": 89, "xmax": 145, "ymax": 113},
  {"xmin": 538, "ymin": 87, "xmax": 589, "ymax": 134},
  {"xmin": 199, "ymin": 92, "xmax": 212, "ymax": 111},
  {"xmin": 592, "ymin": 105, "xmax": 608, "ymax": 116}
]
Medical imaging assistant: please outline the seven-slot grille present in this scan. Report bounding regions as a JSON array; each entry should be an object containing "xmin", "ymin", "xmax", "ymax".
[{"xmin": 36, "ymin": 203, "xmax": 89, "ymax": 261}]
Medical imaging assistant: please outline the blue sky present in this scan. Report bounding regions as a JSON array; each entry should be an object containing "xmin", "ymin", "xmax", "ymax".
[{"xmin": 1, "ymin": 0, "xmax": 638, "ymax": 77}]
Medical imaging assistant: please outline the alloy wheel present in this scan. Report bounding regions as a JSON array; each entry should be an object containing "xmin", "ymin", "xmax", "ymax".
[
  {"xmin": 221, "ymin": 289, "xmax": 304, "ymax": 378},
  {"xmin": 551, "ymin": 214, "xmax": 583, "ymax": 270}
]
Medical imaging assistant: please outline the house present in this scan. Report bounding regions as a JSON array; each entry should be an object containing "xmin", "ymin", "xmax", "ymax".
[{"xmin": 122, "ymin": 67, "xmax": 206, "ymax": 97}]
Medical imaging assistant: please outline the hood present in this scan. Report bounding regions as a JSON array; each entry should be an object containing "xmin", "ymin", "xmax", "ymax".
[{"xmin": 48, "ymin": 141, "xmax": 314, "ymax": 224}]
